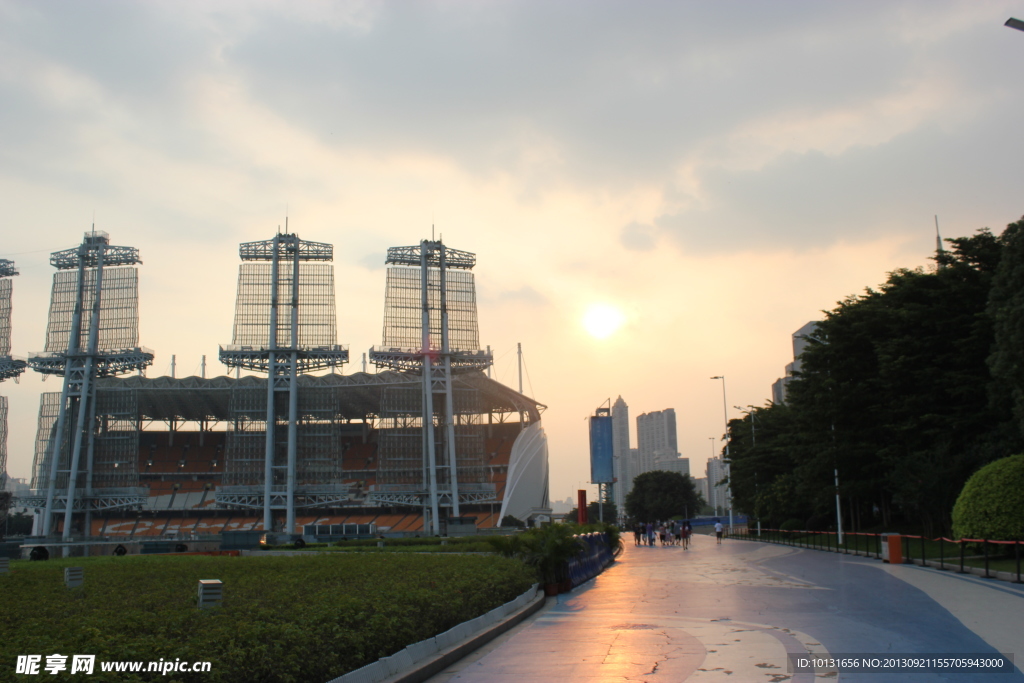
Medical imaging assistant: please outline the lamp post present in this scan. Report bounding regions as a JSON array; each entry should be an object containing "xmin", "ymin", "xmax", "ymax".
[
  {"xmin": 710, "ymin": 376, "xmax": 733, "ymax": 533},
  {"xmin": 733, "ymin": 405, "xmax": 757, "ymax": 532},
  {"xmin": 707, "ymin": 437, "xmax": 717, "ymax": 514},
  {"xmin": 1006, "ymin": 17, "xmax": 1024, "ymax": 31},
  {"xmin": 800, "ymin": 334, "xmax": 843, "ymax": 546},
  {"xmin": 734, "ymin": 405, "xmax": 757, "ymax": 447}
]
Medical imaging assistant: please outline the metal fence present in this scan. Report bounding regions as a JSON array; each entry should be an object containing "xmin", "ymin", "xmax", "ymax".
[{"xmin": 732, "ymin": 527, "xmax": 1024, "ymax": 583}]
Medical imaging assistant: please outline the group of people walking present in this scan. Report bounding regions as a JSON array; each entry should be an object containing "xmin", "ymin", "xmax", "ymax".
[
  {"xmin": 630, "ymin": 520, "xmax": 728, "ymax": 547},
  {"xmin": 633, "ymin": 520, "xmax": 693, "ymax": 548}
]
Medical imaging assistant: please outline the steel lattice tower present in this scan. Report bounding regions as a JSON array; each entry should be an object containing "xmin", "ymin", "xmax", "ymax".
[
  {"xmin": 27, "ymin": 232, "xmax": 154, "ymax": 540},
  {"xmin": 218, "ymin": 231, "xmax": 349, "ymax": 536},
  {"xmin": 369, "ymin": 239, "xmax": 493, "ymax": 534},
  {"xmin": 0, "ymin": 259, "xmax": 28, "ymax": 494}
]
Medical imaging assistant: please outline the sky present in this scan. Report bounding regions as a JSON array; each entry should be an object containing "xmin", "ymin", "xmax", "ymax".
[{"xmin": 3, "ymin": 0, "xmax": 1024, "ymax": 505}]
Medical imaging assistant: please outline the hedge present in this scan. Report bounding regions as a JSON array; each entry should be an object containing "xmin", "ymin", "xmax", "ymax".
[
  {"xmin": 0, "ymin": 553, "xmax": 534, "ymax": 682},
  {"xmin": 952, "ymin": 454, "xmax": 1024, "ymax": 541}
]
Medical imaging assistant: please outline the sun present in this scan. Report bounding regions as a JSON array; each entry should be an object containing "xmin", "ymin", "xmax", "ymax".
[{"xmin": 582, "ymin": 304, "xmax": 626, "ymax": 339}]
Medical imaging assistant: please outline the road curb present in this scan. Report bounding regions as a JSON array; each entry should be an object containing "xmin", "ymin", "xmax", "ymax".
[{"xmin": 329, "ymin": 584, "xmax": 546, "ymax": 683}]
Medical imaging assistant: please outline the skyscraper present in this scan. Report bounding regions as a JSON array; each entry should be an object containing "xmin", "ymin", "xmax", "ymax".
[
  {"xmin": 611, "ymin": 396, "xmax": 630, "ymax": 511},
  {"xmin": 771, "ymin": 321, "xmax": 819, "ymax": 404},
  {"xmin": 706, "ymin": 456, "xmax": 729, "ymax": 516},
  {"xmin": 636, "ymin": 408, "xmax": 678, "ymax": 476}
]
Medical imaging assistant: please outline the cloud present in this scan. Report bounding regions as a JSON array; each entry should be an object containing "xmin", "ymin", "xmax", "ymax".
[
  {"xmin": 619, "ymin": 221, "xmax": 656, "ymax": 251},
  {"xmin": 2, "ymin": 0, "xmax": 1022, "ymax": 259},
  {"xmin": 653, "ymin": 100, "xmax": 1024, "ymax": 253},
  {"xmin": 492, "ymin": 285, "xmax": 548, "ymax": 308},
  {"xmin": 357, "ymin": 251, "xmax": 385, "ymax": 271}
]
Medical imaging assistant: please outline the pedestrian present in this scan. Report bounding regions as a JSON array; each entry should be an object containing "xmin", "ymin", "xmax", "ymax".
[
  {"xmin": 633, "ymin": 523, "xmax": 642, "ymax": 546},
  {"xmin": 715, "ymin": 519, "xmax": 724, "ymax": 545},
  {"xmin": 646, "ymin": 521, "xmax": 655, "ymax": 546}
]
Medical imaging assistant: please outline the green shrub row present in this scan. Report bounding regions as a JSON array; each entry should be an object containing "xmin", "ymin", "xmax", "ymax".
[
  {"xmin": 0, "ymin": 553, "xmax": 534, "ymax": 682},
  {"xmin": 264, "ymin": 536, "xmax": 496, "ymax": 551}
]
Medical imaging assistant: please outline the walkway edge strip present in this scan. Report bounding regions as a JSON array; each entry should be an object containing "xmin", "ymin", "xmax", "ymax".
[{"xmin": 327, "ymin": 583, "xmax": 545, "ymax": 683}]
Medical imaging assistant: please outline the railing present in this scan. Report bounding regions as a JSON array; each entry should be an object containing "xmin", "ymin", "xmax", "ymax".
[
  {"xmin": 218, "ymin": 344, "xmax": 349, "ymax": 354},
  {"xmin": 732, "ymin": 527, "xmax": 1023, "ymax": 584},
  {"xmin": 566, "ymin": 532, "xmax": 615, "ymax": 588}
]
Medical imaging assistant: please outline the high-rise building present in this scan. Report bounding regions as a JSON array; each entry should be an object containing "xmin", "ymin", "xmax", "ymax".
[
  {"xmin": 611, "ymin": 396, "xmax": 630, "ymax": 511},
  {"xmin": 706, "ymin": 456, "xmax": 730, "ymax": 515},
  {"xmin": 636, "ymin": 408, "xmax": 678, "ymax": 476},
  {"xmin": 628, "ymin": 448, "xmax": 639, "ymax": 488},
  {"xmin": 654, "ymin": 453, "xmax": 690, "ymax": 477},
  {"xmin": 771, "ymin": 321, "xmax": 819, "ymax": 404},
  {"xmin": 692, "ymin": 477, "xmax": 708, "ymax": 511}
]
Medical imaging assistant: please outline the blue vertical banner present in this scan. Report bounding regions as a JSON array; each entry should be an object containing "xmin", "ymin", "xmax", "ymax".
[{"xmin": 589, "ymin": 413, "xmax": 614, "ymax": 484}]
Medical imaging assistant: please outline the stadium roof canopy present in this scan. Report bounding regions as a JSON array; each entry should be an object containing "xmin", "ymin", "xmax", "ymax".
[{"xmin": 96, "ymin": 371, "xmax": 545, "ymax": 423}]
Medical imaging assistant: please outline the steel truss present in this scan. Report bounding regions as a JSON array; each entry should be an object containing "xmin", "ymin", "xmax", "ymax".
[
  {"xmin": 367, "ymin": 348, "xmax": 491, "ymax": 373},
  {"xmin": 0, "ymin": 263, "xmax": 27, "ymax": 380},
  {"xmin": 215, "ymin": 484, "xmax": 353, "ymax": 510},
  {"xmin": 0, "ymin": 358, "xmax": 27, "ymax": 382},
  {"xmin": 29, "ymin": 348, "xmax": 154, "ymax": 377},
  {"xmin": 219, "ymin": 232, "xmax": 348, "ymax": 535},
  {"xmin": 369, "ymin": 240, "xmax": 495, "ymax": 533},
  {"xmin": 367, "ymin": 484, "xmax": 497, "ymax": 508},
  {"xmin": 28, "ymin": 232, "xmax": 152, "ymax": 540},
  {"xmin": 17, "ymin": 489, "xmax": 149, "ymax": 513},
  {"xmin": 219, "ymin": 346, "xmax": 348, "ymax": 373}
]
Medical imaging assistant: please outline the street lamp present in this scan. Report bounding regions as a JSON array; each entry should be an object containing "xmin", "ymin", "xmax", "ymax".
[
  {"xmin": 710, "ymin": 376, "xmax": 733, "ymax": 533},
  {"xmin": 734, "ymin": 405, "xmax": 757, "ymax": 447},
  {"xmin": 1006, "ymin": 17, "xmax": 1024, "ymax": 32},
  {"xmin": 707, "ymin": 436, "xmax": 716, "ymax": 514},
  {"xmin": 800, "ymin": 334, "xmax": 844, "ymax": 546},
  {"xmin": 735, "ymin": 404, "xmax": 762, "ymax": 536}
]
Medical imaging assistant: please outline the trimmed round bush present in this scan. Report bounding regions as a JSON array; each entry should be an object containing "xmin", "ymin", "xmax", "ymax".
[{"xmin": 952, "ymin": 454, "xmax": 1024, "ymax": 541}]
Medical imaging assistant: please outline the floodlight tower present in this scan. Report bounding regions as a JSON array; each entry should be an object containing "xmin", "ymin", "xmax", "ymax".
[
  {"xmin": 0, "ymin": 259, "xmax": 28, "ymax": 493},
  {"xmin": 218, "ymin": 231, "xmax": 348, "ymax": 536},
  {"xmin": 369, "ymin": 239, "xmax": 493, "ymax": 534},
  {"xmin": 28, "ymin": 231, "xmax": 154, "ymax": 540}
]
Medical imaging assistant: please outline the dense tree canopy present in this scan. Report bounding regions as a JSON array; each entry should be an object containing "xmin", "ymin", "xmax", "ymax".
[
  {"xmin": 625, "ymin": 471, "xmax": 702, "ymax": 522},
  {"xmin": 562, "ymin": 501, "xmax": 618, "ymax": 525},
  {"xmin": 727, "ymin": 221, "xmax": 1024, "ymax": 535}
]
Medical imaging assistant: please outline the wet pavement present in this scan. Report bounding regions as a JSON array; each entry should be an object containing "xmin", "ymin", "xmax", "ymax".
[{"xmin": 428, "ymin": 533, "xmax": 1024, "ymax": 682}]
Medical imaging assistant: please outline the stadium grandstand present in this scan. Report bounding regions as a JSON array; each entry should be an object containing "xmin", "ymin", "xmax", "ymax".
[{"xmin": 19, "ymin": 231, "xmax": 551, "ymax": 543}]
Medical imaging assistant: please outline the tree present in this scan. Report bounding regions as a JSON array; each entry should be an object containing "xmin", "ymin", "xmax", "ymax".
[
  {"xmin": 500, "ymin": 515, "xmax": 526, "ymax": 528},
  {"xmin": 770, "ymin": 229, "xmax": 1019, "ymax": 532},
  {"xmin": 728, "ymin": 227, "xmax": 1022, "ymax": 535},
  {"xmin": 2, "ymin": 510, "xmax": 33, "ymax": 537},
  {"xmin": 987, "ymin": 217, "xmax": 1024, "ymax": 435},
  {"xmin": 563, "ymin": 501, "xmax": 618, "ymax": 525},
  {"xmin": 725, "ymin": 403, "xmax": 806, "ymax": 524},
  {"xmin": 625, "ymin": 471, "xmax": 701, "ymax": 522}
]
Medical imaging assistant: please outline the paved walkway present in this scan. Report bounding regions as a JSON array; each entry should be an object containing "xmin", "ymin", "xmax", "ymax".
[{"xmin": 428, "ymin": 534, "xmax": 1024, "ymax": 682}]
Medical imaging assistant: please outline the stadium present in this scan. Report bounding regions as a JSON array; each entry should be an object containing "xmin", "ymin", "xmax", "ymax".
[{"xmin": 2, "ymin": 231, "xmax": 551, "ymax": 547}]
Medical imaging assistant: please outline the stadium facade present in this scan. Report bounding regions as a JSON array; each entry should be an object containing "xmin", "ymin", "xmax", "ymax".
[
  {"xmin": 1, "ymin": 258, "xmax": 28, "ymax": 502},
  {"xmin": 19, "ymin": 231, "xmax": 550, "ymax": 540}
]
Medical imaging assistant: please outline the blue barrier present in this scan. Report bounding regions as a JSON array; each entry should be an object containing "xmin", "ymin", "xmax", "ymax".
[{"xmin": 566, "ymin": 532, "xmax": 616, "ymax": 589}]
